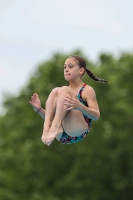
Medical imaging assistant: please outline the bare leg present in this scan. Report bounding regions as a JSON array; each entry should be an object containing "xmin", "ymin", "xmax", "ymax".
[
  {"xmin": 44, "ymin": 86, "xmax": 71, "ymax": 146},
  {"xmin": 41, "ymin": 88, "xmax": 59, "ymax": 142}
]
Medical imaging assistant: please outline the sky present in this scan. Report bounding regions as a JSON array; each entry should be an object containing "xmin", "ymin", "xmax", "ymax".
[{"xmin": 0, "ymin": 0, "xmax": 133, "ymax": 113}]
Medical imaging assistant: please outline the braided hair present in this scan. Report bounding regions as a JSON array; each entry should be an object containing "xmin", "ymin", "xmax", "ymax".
[{"xmin": 68, "ymin": 55, "xmax": 108, "ymax": 83}]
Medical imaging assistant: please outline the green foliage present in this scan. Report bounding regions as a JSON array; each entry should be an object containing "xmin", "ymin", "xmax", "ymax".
[{"xmin": 0, "ymin": 50, "xmax": 133, "ymax": 200}]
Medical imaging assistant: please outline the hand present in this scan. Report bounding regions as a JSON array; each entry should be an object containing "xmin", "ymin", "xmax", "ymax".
[
  {"xmin": 29, "ymin": 93, "xmax": 41, "ymax": 110},
  {"xmin": 64, "ymin": 94, "xmax": 81, "ymax": 111}
]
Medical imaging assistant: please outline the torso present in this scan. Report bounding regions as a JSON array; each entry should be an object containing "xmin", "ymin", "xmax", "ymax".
[
  {"xmin": 60, "ymin": 83, "xmax": 92, "ymax": 137},
  {"xmin": 69, "ymin": 83, "xmax": 92, "ymax": 102},
  {"xmin": 69, "ymin": 82, "xmax": 88, "ymax": 102},
  {"xmin": 57, "ymin": 83, "xmax": 92, "ymax": 143}
]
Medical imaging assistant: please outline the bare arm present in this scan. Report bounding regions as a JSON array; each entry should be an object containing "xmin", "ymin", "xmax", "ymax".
[
  {"xmin": 29, "ymin": 93, "xmax": 45, "ymax": 119},
  {"xmin": 78, "ymin": 86, "xmax": 100, "ymax": 121},
  {"xmin": 35, "ymin": 107, "xmax": 45, "ymax": 119},
  {"xmin": 64, "ymin": 86, "xmax": 100, "ymax": 121}
]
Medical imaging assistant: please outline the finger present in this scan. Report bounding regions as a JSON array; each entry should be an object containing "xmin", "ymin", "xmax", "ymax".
[
  {"xmin": 67, "ymin": 106, "xmax": 74, "ymax": 111},
  {"xmin": 33, "ymin": 94, "xmax": 37, "ymax": 101},
  {"xmin": 64, "ymin": 99, "xmax": 75, "ymax": 104},
  {"xmin": 66, "ymin": 98, "xmax": 75, "ymax": 104},
  {"xmin": 64, "ymin": 101, "xmax": 74, "ymax": 107},
  {"xmin": 31, "ymin": 96, "xmax": 35, "ymax": 103},
  {"xmin": 65, "ymin": 96, "xmax": 74, "ymax": 101},
  {"xmin": 34, "ymin": 94, "xmax": 37, "ymax": 101},
  {"xmin": 29, "ymin": 101, "xmax": 36, "ymax": 107},
  {"xmin": 35, "ymin": 94, "xmax": 39, "ymax": 100},
  {"xmin": 29, "ymin": 101, "xmax": 34, "ymax": 106},
  {"xmin": 64, "ymin": 102, "xmax": 72, "ymax": 106},
  {"xmin": 31, "ymin": 96, "xmax": 34, "ymax": 102}
]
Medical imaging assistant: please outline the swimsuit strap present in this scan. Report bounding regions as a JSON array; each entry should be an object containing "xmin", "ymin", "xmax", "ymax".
[
  {"xmin": 78, "ymin": 83, "xmax": 92, "ymax": 129},
  {"xmin": 78, "ymin": 83, "xmax": 87, "ymax": 98},
  {"xmin": 78, "ymin": 83, "xmax": 87, "ymax": 105}
]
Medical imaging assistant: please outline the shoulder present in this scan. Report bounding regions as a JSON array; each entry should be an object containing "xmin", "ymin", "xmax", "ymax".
[
  {"xmin": 83, "ymin": 84, "xmax": 97, "ymax": 100},
  {"xmin": 84, "ymin": 84, "xmax": 96, "ymax": 95}
]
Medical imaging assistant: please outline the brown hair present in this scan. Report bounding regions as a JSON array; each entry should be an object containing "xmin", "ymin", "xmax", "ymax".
[{"xmin": 68, "ymin": 55, "xmax": 108, "ymax": 83}]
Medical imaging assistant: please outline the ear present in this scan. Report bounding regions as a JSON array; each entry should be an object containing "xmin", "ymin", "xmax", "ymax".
[{"xmin": 79, "ymin": 67, "xmax": 85, "ymax": 76}]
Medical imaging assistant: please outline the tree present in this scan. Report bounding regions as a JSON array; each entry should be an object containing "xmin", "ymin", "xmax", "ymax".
[{"xmin": 0, "ymin": 50, "xmax": 133, "ymax": 200}]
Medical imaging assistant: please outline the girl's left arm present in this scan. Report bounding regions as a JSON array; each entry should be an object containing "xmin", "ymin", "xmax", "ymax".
[{"xmin": 78, "ymin": 86, "xmax": 100, "ymax": 121}]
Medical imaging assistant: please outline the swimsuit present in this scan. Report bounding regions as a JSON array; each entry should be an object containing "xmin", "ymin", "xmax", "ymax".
[{"xmin": 59, "ymin": 83, "xmax": 92, "ymax": 144}]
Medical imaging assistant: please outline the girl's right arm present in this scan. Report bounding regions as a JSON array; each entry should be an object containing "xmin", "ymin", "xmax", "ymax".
[
  {"xmin": 34, "ymin": 107, "xmax": 45, "ymax": 119},
  {"xmin": 29, "ymin": 93, "xmax": 45, "ymax": 119}
]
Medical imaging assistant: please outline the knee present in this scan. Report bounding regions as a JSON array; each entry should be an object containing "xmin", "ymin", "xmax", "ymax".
[
  {"xmin": 46, "ymin": 87, "xmax": 60, "ymax": 105},
  {"xmin": 46, "ymin": 87, "xmax": 60, "ymax": 106},
  {"xmin": 51, "ymin": 87, "xmax": 60, "ymax": 95},
  {"xmin": 58, "ymin": 86, "xmax": 70, "ymax": 94}
]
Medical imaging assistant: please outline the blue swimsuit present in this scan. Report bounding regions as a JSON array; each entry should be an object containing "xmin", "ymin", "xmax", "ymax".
[{"xmin": 59, "ymin": 83, "xmax": 92, "ymax": 144}]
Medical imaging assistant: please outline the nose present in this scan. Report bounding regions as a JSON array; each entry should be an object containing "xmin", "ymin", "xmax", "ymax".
[{"xmin": 64, "ymin": 66, "xmax": 69, "ymax": 72}]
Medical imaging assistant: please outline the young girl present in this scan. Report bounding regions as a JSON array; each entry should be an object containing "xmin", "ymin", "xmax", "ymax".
[{"xmin": 29, "ymin": 55, "xmax": 108, "ymax": 146}]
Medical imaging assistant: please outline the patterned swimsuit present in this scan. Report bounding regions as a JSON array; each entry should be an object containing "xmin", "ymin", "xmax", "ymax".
[{"xmin": 59, "ymin": 83, "xmax": 92, "ymax": 144}]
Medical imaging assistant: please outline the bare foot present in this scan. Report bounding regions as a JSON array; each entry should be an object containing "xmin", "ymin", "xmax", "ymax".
[
  {"xmin": 41, "ymin": 125, "xmax": 50, "ymax": 144},
  {"xmin": 41, "ymin": 130, "xmax": 49, "ymax": 144},
  {"xmin": 45, "ymin": 126, "xmax": 63, "ymax": 146}
]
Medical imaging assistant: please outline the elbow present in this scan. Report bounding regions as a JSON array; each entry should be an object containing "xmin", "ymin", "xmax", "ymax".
[{"xmin": 93, "ymin": 112, "xmax": 100, "ymax": 121}]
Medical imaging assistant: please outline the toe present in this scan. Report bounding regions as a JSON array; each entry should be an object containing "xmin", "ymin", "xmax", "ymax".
[{"xmin": 41, "ymin": 137, "xmax": 46, "ymax": 144}]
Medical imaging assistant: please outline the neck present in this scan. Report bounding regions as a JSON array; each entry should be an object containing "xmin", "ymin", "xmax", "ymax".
[{"xmin": 68, "ymin": 80, "xmax": 84, "ymax": 89}]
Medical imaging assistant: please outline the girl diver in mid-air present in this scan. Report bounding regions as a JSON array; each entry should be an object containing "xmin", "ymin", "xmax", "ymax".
[{"xmin": 29, "ymin": 55, "xmax": 108, "ymax": 146}]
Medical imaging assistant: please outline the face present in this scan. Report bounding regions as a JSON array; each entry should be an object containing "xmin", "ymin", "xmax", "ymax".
[{"xmin": 64, "ymin": 58, "xmax": 84, "ymax": 81}]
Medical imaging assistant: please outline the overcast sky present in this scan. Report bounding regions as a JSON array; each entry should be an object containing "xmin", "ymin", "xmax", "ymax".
[{"xmin": 0, "ymin": 0, "xmax": 133, "ymax": 112}]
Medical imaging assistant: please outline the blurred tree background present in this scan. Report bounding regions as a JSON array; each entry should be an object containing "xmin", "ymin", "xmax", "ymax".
[{"xmin": 0, "ymin": 50, "xmax": 133, "ymax": 200}]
